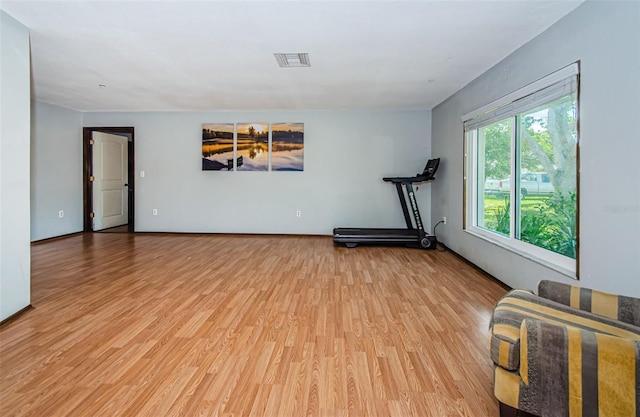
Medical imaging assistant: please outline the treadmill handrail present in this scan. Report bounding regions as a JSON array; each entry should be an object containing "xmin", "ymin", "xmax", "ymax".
[{"xmin": 382, "ymin": 175, "xmax": 434, "ymax": 184}]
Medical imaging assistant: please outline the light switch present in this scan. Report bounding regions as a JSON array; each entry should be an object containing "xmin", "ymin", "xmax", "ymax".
[{"xmin": 140, "ymin": 170, "xmax": 145, "ymax": 178}]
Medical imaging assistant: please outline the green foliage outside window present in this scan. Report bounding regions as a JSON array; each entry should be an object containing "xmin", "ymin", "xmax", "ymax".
[{"xmin": 489, "ymin": 193, "xmax": 577, "ymax": 259}]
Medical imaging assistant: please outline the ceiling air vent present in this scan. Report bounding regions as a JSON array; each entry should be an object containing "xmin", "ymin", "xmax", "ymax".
[{"xmin": 274, "ymin": 53, "xmax": 310, "ymax": 68}]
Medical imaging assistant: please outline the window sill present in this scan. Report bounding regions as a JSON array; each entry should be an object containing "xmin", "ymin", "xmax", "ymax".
[{"xmin": 464, "ymin": 228, "xmax": 577, "ymax": 279}]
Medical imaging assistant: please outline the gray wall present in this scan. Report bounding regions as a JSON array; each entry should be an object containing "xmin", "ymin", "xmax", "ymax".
[
  {"xmin": 82, "ymin": 110, "xmax": 432, "ymax": 234},
  {"xmin": 31, "ymin": 101, "xmax": 83, "ymax": 241},
  {"xmin": 431, "ymin": 1, "xmax": 640, "ymax": 296},
  {"xmin": 1, "ymin": 11, "xmax": 31, "ymax": 321}
]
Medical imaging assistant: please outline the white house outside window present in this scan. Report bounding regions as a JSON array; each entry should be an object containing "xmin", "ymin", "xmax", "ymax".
[{"xmin": 463, "ymin": 63, "xmax": 579, "ymax": 277}]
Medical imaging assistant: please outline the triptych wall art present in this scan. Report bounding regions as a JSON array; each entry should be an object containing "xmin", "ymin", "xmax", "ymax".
[{"xmin": 202, "ymin": 123, "xmax": 304, "ymax": 172}]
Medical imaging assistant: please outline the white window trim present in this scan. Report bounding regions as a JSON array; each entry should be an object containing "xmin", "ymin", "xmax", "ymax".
[
  {"xmin": 463, "ymin": 63, "xmax": 579, "ymax": 279},
  {"xmin": 464, "ymin": 227, "xmax": 576, "ymax": 277}
]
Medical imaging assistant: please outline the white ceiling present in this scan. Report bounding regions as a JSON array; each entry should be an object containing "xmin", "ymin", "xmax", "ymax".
[{"xmin": 1, "ymin": 0, "xmax": 583, "ymax": 112}]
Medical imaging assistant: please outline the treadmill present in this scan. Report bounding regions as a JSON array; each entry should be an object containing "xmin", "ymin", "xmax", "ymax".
[{"xmin": 333, "ymin": 158, "xmax": 440, "ymax": 250}]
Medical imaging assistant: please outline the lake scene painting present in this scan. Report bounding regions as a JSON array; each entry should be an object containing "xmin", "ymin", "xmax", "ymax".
[
  {"xmin": 272, "ymin": 123, "xmax": 304, "ymax": 171},
  {"xmin": 237, "ymin": 123, "xmax": 269, "ymax": 171},
  {"xmin": 202, "ymin": 123, "xmax": 234, "ymax": 171}
]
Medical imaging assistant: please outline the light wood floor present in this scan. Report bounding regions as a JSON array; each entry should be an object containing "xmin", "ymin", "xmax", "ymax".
[{"xmin": 1, "ymin": 233, "xmax": 508, "ymax": 417}]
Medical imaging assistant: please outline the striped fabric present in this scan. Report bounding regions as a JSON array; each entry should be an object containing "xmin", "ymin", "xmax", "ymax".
[
  {"xmin": 538, "ymin": 280, "xmax": 640, "ymax": 327},
  {"xmin": 490, "ymin": 290, "xmax": 533, "ymax": 371},
  {"xmin": 519, "ymin": 319, "xmax": 640, "ymax": 417},
  {"xmin": 489, "ymin": 282, "xmax": 640, "ymax": 416},
  {"xmin": 490, "ymin": 289, "xmax": 640, "ymax": 372}
]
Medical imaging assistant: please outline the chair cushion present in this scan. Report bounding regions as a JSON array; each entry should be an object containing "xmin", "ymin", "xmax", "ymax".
[{"xmin": 489, "ymin": 289, "xmax": 640, "ymax": 371}]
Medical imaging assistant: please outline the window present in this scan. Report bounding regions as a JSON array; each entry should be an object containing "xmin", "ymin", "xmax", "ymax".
[{"xmin": 463, "ymin": 63, "xmax": 579, "ymax": 277}]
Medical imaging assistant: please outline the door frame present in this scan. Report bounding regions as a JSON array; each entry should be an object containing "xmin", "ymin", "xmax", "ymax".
[{"xmin": 83, "ymin": 127, "xmax": 135, "ymax": 232}]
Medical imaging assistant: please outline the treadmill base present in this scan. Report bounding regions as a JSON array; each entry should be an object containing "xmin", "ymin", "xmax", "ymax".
[{"xmin": 333, "ymin": 228, "xmax": 437, "ymax": 250}]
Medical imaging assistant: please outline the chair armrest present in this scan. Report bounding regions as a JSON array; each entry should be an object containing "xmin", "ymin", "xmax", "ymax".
[
  {"xmin": 519, "ymin": 318, "xmax": 640, "ymax": 416},
  {"xmin": 538, "ymin": 280, "xmax": 640, "ymax": 326}
]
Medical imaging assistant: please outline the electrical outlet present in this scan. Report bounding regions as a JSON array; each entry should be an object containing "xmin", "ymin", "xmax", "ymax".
[
  {"xmin": 296, "ymin": 210, "xmax": 302, "ymax": 218},
  {"xmin": 59, "ymin": 210, "xmax": 64, "ymax": 218},
  {"xmin": 443, "ymin": 216, "xmax": 447, "ymax": 225},
  {"xmin": 152, "ymin": 209, "xmax": 158, "ymax": 216}
]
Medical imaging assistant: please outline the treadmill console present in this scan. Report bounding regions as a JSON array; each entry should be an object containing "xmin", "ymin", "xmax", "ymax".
[
  {"xmin": 383, "ymin": 158, "xmax": 440, "ymax": 184},
  {"xmin": 419, "ymin": 158, "xmax": 440, "ymax": 180}
]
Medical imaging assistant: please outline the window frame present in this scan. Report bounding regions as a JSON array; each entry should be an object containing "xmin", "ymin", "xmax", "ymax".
[{"xmin": 462, "ymin": 63, "xmax": 579, "ymax": 278}]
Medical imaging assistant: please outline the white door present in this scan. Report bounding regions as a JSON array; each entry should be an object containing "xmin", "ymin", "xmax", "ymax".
[{"xmin": 92, "ymin": 131, "xmax": 128, "ymax": 231}]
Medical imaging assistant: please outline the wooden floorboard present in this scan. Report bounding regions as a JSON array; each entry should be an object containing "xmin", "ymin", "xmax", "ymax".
[{"xmin": 0, "ymin": 233, "xmax": 507, "ymax": 416}]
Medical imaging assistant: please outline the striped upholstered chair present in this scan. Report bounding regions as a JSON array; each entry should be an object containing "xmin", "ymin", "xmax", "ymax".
[{"xmin": 489, "ymin": 280, "xmax": 640, "ymax": 417}]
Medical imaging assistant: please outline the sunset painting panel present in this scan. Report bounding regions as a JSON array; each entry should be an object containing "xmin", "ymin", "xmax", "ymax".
[
  {"xmin": 272, "ymin": 123, "xmax": 304, "ymax": 171},
  {"xmin": 237, "ymin": 123, "xmax": 269, "ymax": 171},
  {"xmin": 202, "ymin": 123, "xmax": 234, "ymax": 171}
]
